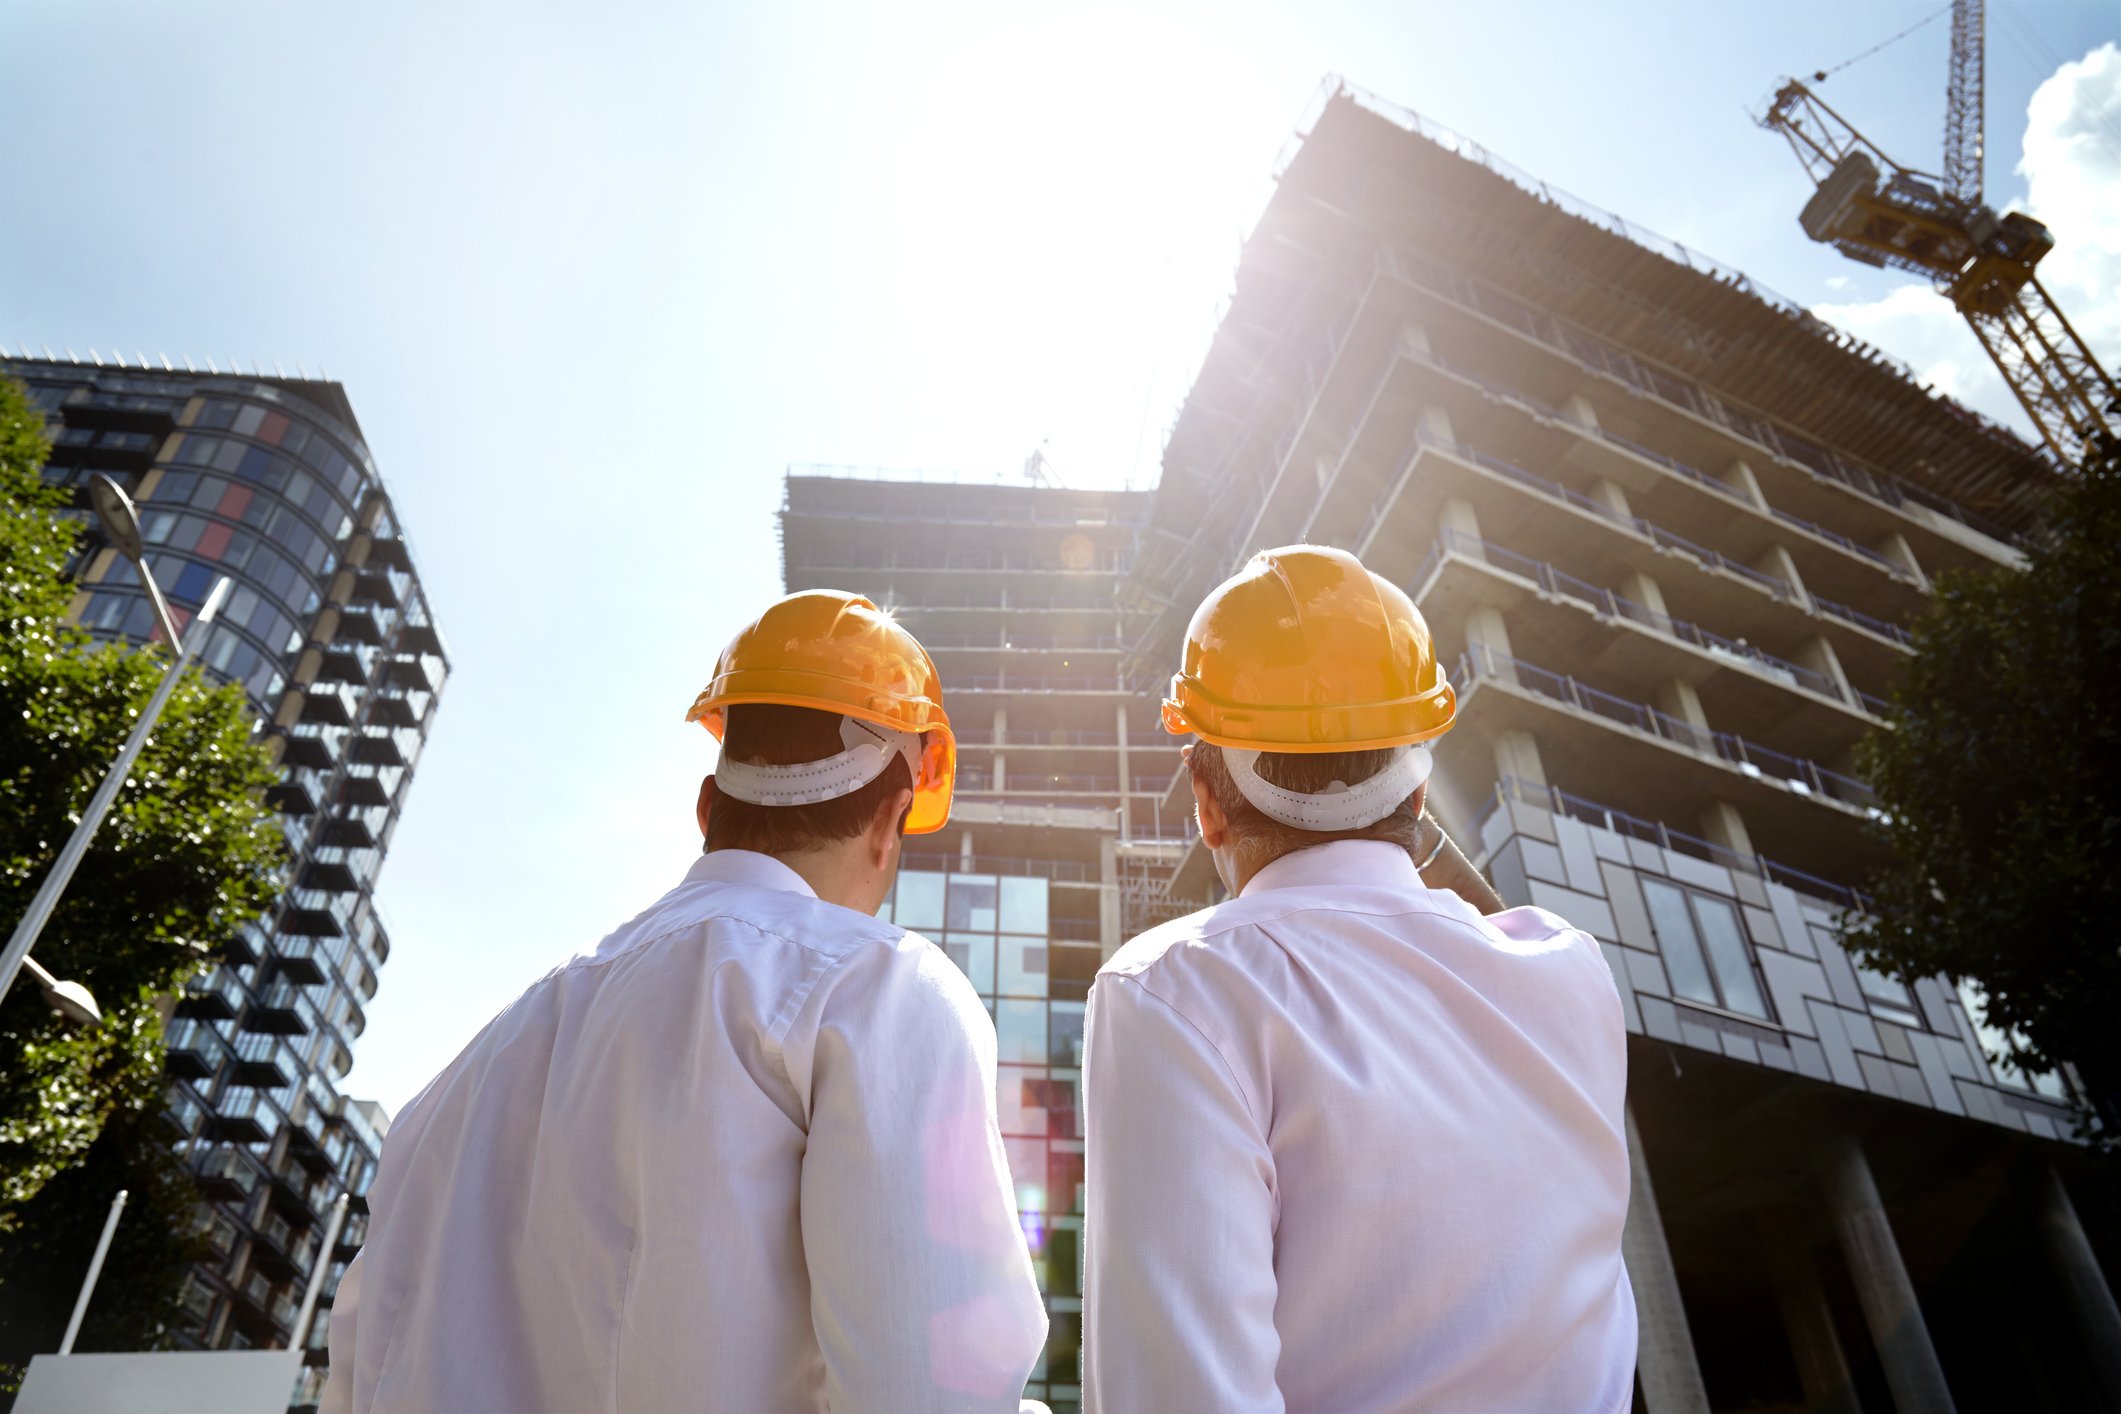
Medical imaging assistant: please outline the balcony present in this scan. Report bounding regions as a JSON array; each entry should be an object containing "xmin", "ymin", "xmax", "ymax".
[
  {"xmin": 1355, "ymin": 432, "xmax": 1917, "ymax": 682},
  {"xmin": 1371, "ymin": 240, "xmax": 2023, "ymax": 564},
  {"xmin": 165, "ymin": 1017, "xmax": 228, "ymax": 1081},
  {"xmin": 194, "ymin": 1148, "xmax": 265, "ymax": 1201},
  {"xmin": 266, "ymin": 778, "xmax": 318, "ymax": 816},
  {"xmin": 243, "ymin": 983, "xmax": 308, "ymax": 1036},
  {"xmin": 1450, "ymin": 645, "xmax": 1882, "ymax": 881},
  {"xmin": 177, "ymin": 967, "xmax": 246, "ymax": 1022},
  {"xmin": 265, "ymin": 935, "xmax": 330, "ymax": 986},
  {"xmin": 1409, "ymin": 530, "xmax": 1886, "ymax": 754},
  {"xmin": 333, "ymin": 606, "xmax": 385, "ymax": 647},
  {"xmin": 349, "ymin": 569, "xmax": 402, "ymax": 609},
  {"xmin": 229, "ymin": 1033, "xmax": 290, "ymax": 1090},
  {"xmin": 212, "ymin": 1087, "xmax": 274, "ymax": 1144},
  {"xmin": 298, "ymin": 683, "xmax": 359, "ymax": 727}
]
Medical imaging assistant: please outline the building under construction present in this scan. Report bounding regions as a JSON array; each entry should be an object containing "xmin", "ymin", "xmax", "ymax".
[
  {"xmin": 778, "ymin": 467, "xmax": 1186, "ymax": 1411},
  {"xmin": 1119, "ymin": 84, "xmax": 2119, "ymax": 1411}
]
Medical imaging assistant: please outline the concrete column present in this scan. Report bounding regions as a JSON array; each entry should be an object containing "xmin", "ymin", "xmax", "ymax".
[
  {"xmin": 1655, "ymin": 680, "xmax": 1712, "ymax": 744},
  {"xmin": 1418, "ymin": 403, "xmax": 1455, "ymax": 448},
  {"xmin": 1875, "ymin": 531, "xmax": 1930, "ymax": 591},
  {"xmin": 1438, "ymin": 496, "xmax": 1484, "ymax": 557},
  {"xmin": 1491, "ymin": 730, "xmax": 1549, "ymax": 792},
  {"xmin": 1766, "ymin": 1230, "xmax": 1864, "ymax": 1414},
  {"xmin": 1113, "ymin": 703, "xmax": 1132, "ymax": 844},
  {"xmin": 1593, "ymin": 478, "xmax": 1634, "ymax": 520},
  {"xmin": 1621, "ymin": 571, "xmax": 1670, "ymax": 623},
  {"xmin": 1625, "ymin": 1105, "xmax": 1712, "ymax": 1414},
  {"xmin": 1721, "ymin": 458, "xmax": 1770, "ymax": 509},
  {"xmin": 2036, "ymin": 1162, "xmax": 2121, "ymax": 1407},
  {"xmin": 1564, "ymin": 393, "xmax": 1602, "ymax": 431},
  {"xmin": 1099, "ymin": 834, "xmax": 1122, "ymax": 957},
  {"xmin": 993, "ymin": 706, "xmax": 1008, "ymax": 745},
  {"xmin": 1794, "ymin": 636, "xmax": 1858, "ymax": 707},
  {"xmin": 1395, "ymin": 319, "xmax": 1432, "ymax": 360},
  {"xmin": 992, "ymin": 753, "xmax": 1007, "ymax": 793},
  {"xmin": 1465, "ymin": 605, "xmax": 1514, "ymax": 682},
  {"xmin": 1699, "ymin": 801, "xmax": 1755, "ymax": 859},
  {"xmin": 1820, "ymin": 1133, "xmax": 1957, "ymax": 1413},
  {"xmin": 958, "ymin": 832, "xmax": 976, "ymax": 864},
  {"xmin": 1755, "ymin": 544, "xmax": 1814, "ymax": 610}
]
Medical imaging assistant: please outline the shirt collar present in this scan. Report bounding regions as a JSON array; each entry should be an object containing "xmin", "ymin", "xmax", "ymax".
[
  {"xmin": 1239, "ymin": 838, "xmax": 1423, "ymax": 900},
  {"xmin": 684, "ymin": 849, "xmax": 819, "ymax": 899}
]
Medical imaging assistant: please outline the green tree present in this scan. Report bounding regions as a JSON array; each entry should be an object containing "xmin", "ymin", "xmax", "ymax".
[
  {"xmin": 1849, "ymin": 439, "xmax": 2120, "ymax": 1145},
  {"xmin": 0, "ymin": 375, "xmax": 286, "ymax": 1377}
]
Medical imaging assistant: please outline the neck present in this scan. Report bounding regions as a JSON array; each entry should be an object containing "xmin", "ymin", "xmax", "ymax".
[{"xmin": 768, "ymin": 842, "xmax": 886, "ymax": 913}]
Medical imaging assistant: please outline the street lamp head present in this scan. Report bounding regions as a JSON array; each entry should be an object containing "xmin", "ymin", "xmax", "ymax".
[
  {"xmin": 89, "ymin": 474, "xmax": 146, "ymax": 563},
  {"xmin": 40, "ymin": 976, "xmax": 102, "ymax": 1028},
  {"xmin": 20, "ymin": 954, "xmax": 102, "ymax": 1026}
]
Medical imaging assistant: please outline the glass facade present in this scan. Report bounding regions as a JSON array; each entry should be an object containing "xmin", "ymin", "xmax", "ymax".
[
  {"xmin": 5, "ymin": 357, "xmax": 445, "ymax": 1381},
  {"xmin": 878, "ymin": 868, "xmax": 1082, "ymax": 1405}
]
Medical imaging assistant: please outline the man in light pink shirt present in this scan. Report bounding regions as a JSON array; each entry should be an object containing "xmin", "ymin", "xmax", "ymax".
[{"xmin": 1084, "ymin": 546, "xmax": 1635, "ymax": 1411}]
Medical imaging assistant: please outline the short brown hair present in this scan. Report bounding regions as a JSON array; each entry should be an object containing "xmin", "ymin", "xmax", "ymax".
[
  {"xmin": 707, "ymin": 704, "xmax": 916, "ymax": 856},
  {"xmin": 1188, "ymin": 741, "xmax": 1424, "ymax": 880}
]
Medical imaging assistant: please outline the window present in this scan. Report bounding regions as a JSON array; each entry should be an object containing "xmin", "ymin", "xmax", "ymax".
[
  {"xmin": 1642, "ymin": 878, "xmax": 1770, "ymax": 1019},
  {"xmin": 1957, "ymin": 980, "xmax": 2069, "ymax": 1100}
]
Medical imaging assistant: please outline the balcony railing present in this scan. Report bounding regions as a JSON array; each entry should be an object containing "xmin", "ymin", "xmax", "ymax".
[
  {"xmin": 897, "ymin": 853, "xmax": 1098, "ymax": 884},
  {"xmin": 1374, "ymin": 240, "xmax": 2023, "ymax": 548},
  {"xmin": 1477, "ymin": 776, "xmax": 1874, "ymax": 914},
  {"xmin": 1456, "ymin": 644, "xmax": 1878, "ymax": 812},
  {"xmin": 1412, "ymin": 529, "xmax": 1870, "ymax": 712}
]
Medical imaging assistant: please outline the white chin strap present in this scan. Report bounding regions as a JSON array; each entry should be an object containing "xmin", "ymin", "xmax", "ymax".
[
  {"xmin": 716, "ymin": 716, "xmax": 923, "ymax": 808},
  {"xmin": 1224, "ymin": 743, "xmax": 1433, "ymax": 831}
]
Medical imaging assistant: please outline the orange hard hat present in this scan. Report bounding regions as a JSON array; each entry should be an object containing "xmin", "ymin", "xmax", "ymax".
[
  {"xmin": 687, "ymin": 590, "xmax": 956, "ymax": 833},
  {"xmin": 1162, "ymin": 544, "xmax": 1455, "ymax": 752}
]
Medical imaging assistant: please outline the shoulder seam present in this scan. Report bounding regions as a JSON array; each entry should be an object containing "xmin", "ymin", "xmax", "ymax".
[{"xmin": 1100, "ymin": 972, "xmax": 1266, "ymax": 1131}]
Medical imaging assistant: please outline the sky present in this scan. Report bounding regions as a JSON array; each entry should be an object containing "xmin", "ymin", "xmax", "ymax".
[{"xmin": 2, "ymin": 1, "xmax": 2115, "ymax": 1115}]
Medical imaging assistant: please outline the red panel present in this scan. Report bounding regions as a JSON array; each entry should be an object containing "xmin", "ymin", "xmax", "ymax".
[
  {"xmin": 196, "ymin": 521, "xmax": 233, "ymax": 561},
  {"xmin": 218, "ymin": 483, "xmax": 253, "ymax": 518},
  {"xmin": 258, "ymin": 412, "xmax": 289, "ymax": 446}
]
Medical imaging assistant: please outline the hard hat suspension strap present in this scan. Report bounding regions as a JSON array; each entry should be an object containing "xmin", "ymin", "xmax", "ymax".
[
  {"xmin": 715, "ymin": 715, "xmax": 925, "ymax": 809},
  {"xmin": 1223, "ymin": 743, "xmax": 1434, "ymax": 832}
]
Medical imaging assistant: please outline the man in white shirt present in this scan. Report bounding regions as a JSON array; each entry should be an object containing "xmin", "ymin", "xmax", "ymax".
[
  {"xmin": 325, "ymin": 590, "xmax": 1045, "ymax": 1413},
  {"xmin": 1083, "ymin": 546, "xmax": 1635, "ymax": 1412}
]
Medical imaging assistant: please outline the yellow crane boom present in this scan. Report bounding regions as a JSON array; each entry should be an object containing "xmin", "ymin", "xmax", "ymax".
[{"xmin": 1760, "ymin": 1, "xmax": 2117, "ymax": 471}]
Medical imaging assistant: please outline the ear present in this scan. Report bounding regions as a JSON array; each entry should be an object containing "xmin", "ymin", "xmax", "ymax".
[
  {"xmin": 1188, "ymin": 764, "xmax": 1229, "ymax": 851},
  {"xmin": 867, "ymin": 784, "xmax": 916, "ymax": 870},
  {"xmin": 1409, "ymin": 781, "xmax": 1429, "ymax": 819},
  {"xmin": 697, "ymin": 775, "xmax": 717, "ymax": 845}
]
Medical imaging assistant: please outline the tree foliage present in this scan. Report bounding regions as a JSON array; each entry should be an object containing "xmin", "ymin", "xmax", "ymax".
[
  {"xmin": 1849, "ymin": 440, "xmax": 2121, "ymax": 1144},
  {"xmin": 0, "ymin": 375, "xmax": 285, "ymax": 1371}
]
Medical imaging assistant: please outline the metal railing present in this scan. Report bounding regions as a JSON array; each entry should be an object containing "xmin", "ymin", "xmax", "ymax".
[
  {"xmin": 1476, "ymin": 776, "xmax": 1873, "ymax": 913},
  {"xmin": 1374, "ymin": 425, "xmax": 1808, "ymax": 610},
  {"xmin": 1415, "ymin": 529, "xmax": 1870, "ymax": 710},
  {"xmin": 1368, "ymin": 236, "xmax": 2025, "ymax": 547},
  {"xmin": 1457, "ymin": 644, "xmax": 1877, "ymax": 811},
  {"xmin": 897, "ymin": 853, "xmax": 1098, "ymax": 884}
]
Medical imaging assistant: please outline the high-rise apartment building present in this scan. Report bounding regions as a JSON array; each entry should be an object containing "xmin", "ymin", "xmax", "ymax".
[
  {"xmin": 1116, "ymin": 86, "xmax": 2118, "ymax": 1409},
  {"xmin": 778, "ymin": 467, "xmax": 1185, "ymax": 1412},
  {"xmin": 4, "ymin": 355, "xmax": 445, "ymax": 1382}
]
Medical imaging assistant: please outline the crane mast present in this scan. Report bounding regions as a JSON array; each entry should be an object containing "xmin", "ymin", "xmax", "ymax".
[
  {"xmin": 1760, "ymin": 1, "xmax": 2116, "ymax": 471},
  {"xmin": 1943, "ymin": 0, "xmax": 1985, "ymax": 204}
]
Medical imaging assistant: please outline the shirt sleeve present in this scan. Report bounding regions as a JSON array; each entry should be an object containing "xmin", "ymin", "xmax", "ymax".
[
  {"xmin": 801, "ymin": 938, "xmax": 1047, "ymax": 1411},
  {"xmin": 319, "ymin": 1249, "xmax": 362, "ymax": 1414},
  {"xmin": 1083, "ymin": 973, "xmax": 1283, "ymax": 1414}
]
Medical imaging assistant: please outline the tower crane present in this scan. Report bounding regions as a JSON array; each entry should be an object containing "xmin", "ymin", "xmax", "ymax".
[{"xmin": 1760, "ymin": 0, "xmax": 2118, "ymax": 471}]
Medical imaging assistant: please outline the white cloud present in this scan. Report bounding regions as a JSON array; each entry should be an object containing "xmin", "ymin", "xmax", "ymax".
[{"xmin": 1809, "ymin": 42, "xmax": 2121, "ymax": 448}]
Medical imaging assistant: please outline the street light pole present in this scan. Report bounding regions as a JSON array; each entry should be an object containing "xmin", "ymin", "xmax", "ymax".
[{"xmin": 0, "ymin": 474, "xmax": 233, "ymax": 1011}]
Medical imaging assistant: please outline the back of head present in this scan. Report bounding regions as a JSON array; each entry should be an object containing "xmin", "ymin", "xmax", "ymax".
[
  {"xmin": 1187, "ymin": 741, "xmax": 1426, "ymax": 880},
  {"xmin": 706, "ymin": 703, "xmax": 915, "ymax": 855}
]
